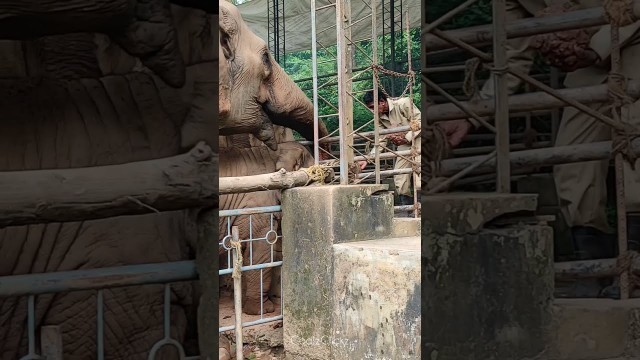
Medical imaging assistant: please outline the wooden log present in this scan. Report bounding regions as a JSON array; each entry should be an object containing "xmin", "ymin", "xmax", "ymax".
[
  {"xmin": 426, "ymin": 81, "xmax": 640, "ymax": 122},
  {"xmin": 219, "ymin": 167, "xmax": 335, "ymax": 195},
  {"xmin": 424, "ymin": 6, "xmax": 640, "ymax": 52},
  {"xmin": 555, "ymin": 256, "xmax": 640, "ymax": 279},
  {"xmin": 438, "ymin": 139, "xmax": 640, "ymax": 177},
  {"xmin": 0, "ymin": 142, "xmax": 217, "ymax": 228}
]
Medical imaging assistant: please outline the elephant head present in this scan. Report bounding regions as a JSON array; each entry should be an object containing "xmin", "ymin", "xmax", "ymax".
[{"xmin": 218, "ymin": 1, "xmax": 330, "ymax": 152}]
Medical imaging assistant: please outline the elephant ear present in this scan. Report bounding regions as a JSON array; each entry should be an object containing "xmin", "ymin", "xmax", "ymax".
[{"xmin": 219, "ymin": 5, "xmax": 239, "ymax": 61}]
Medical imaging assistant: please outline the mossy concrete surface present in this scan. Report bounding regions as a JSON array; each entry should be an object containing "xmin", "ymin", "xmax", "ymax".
[
  {"xmin": 392, "ymin": 218, "xmax": 421, "ymax": 238},
  {"xmin": 332, "ymin": 237, "xmax": 420, "ymax": 360},
  {"xmin": 423, "ymin": 192, "xmax": 538, "ymax": 235},
  {"xmin": 548, "ymin": 299, "xmax": 640, "ymax": 360},
  {"xmin": 423, "ymin": 193, "xmax": 554, "ymax": 360},
  {"xmin": 280, "ymin": 185, "xmax": 394, "ymax": 360}
]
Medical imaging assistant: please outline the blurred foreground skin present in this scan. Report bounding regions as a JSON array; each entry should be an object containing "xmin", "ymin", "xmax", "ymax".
[{"xmin": 0, "ymin": 2, "xmax": 217, "ymax": 358}]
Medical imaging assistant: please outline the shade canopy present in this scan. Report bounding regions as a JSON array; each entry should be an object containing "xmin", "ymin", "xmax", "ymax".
[{"xmin": 237, "ymin": 0, "xmax": 421, "ymax": 54}]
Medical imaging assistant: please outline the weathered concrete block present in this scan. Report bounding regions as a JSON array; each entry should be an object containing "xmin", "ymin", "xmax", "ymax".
[
  {"xmin": 392, "ymin": 218, "xmax": 421, "ymax": 238},
  {"xmin": 333, "ymin": 237, "xmax": 421, "ymax": 360},
  {"xmin": 423, "ymin": 193, "xmax": 537, "ymax": 235},
  {"xmin": 548, "ymin": 299, "xmax": 640, "ymax": 360},
  {"xmin": 423, "ymin": 193, "xmax": 553, "ymax": 360},
  {"xmin": 281, "ymin": 185, "xmax": 393, "ymax": 360}
]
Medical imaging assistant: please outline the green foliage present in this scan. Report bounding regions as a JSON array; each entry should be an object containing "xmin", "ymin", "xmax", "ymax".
[
  {"xmin": 282, "ymin": 30, "xmax": 421, "ymax": 137},
  {"xmin": 427, "ymin": 0, "xmax": 493, "ymax": 28}
]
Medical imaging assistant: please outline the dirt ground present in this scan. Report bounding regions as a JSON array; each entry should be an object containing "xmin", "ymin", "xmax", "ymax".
[{"xmin": 219, "ymin": 288, "xmax": 284, "ymax": 360}]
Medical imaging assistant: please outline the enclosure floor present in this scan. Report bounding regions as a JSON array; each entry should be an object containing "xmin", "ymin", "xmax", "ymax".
[{"xmin": 219, "ymin": 289, "xmax": 284, "ymax": 359}]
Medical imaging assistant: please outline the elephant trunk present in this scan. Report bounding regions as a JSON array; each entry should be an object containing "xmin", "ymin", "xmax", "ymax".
[{"xmin": 264, "ymin": 62, "xmax": 329, "ymax": 143}]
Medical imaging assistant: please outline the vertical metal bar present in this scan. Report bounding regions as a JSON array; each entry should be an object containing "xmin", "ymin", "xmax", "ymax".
[
  {"xmin": 311, "ymin": 0, "xmax": 320, "ymax": 164},
  {"xmin": 231, "ymin": 226, "xmax": 243, "ymax": 360},
  {"xmin": 337, "ymin": 0, "xmax": 354, "ymax": 184},
  {"xmin": 492, "ymin": 0, "xmax": 511, "ymax": 192},
  {"xmin": 390, "ymin": 0, "xmax": 396, "ymax": 95},
  {"xmin": 28, "ymin": 295, "xmax": 36, "ymax": 356},
  {"xmin": 611, "ymin": 24, "xmax": 629, "ymax": 300},
  {"xmin": 281, "ymin": 0, "xmax": 286, "ymax": 68},
  {"xmin": 550, "ymin": 67, "xmax": 560, "ymax": 144},
  {"xmin": 405, "ymin": 11, "xmax": 419, "ymax": 218},
  {"xmin": 372, "ymin": 0, "xmax": 380, "ymax": 184},
  {"xmin": 248, "ymin": 215, "xmax": 254, "ymax": 274},
  {"xmin": 97, "ymin": 290, "xmax": 104, "ymax": 360},
  {"xmin": 260, "ymin": 268, "xmax": 264, "ymax": 318},
  {"xmin": 163, "ymin": 284, "xmax": 171, "ymax": 338}
]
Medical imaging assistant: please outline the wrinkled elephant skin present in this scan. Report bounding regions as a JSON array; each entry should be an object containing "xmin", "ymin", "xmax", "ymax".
[
  {"xmin": 219, "ymin": 137, "xmax": 314, "ymax": 315},
  {"xmin": 0, "ymin": 4, "xmax": 216, "ymax": 360},
  {"xmin": 218, "ymin": 1, "xmax": 330, "ymax": 150}
]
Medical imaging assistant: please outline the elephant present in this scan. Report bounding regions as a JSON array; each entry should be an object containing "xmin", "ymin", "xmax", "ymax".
[
  {"xmin": 219, "ymin": 126, "xmax": 315, "ymax": 316},
  {"xmin": 0, "ymin": 4, "xmax": 216, "ymax": 360},
  {"xmin": 0, "ymin": 0, "xmax": 213, "ymax": 88},
  {"xmin": 218, "ymin": 1, "xmax": 332, "ymax": 154},
  {"xmin": 217, "ymin": 0, "xmax": 332, "ymax": 316}
]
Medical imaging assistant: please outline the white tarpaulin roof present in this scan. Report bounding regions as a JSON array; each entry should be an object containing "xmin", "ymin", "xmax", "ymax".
[{"xmin": 236, "ymin": 0, "xmax": 421, "ymax": 54}]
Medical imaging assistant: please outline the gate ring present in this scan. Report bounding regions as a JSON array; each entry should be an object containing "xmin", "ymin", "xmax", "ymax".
[
  {"xmin": 265, "ymin": 230, "xmax": 278, "ymax": 245},
  {"xmin": 221, "ymin": 234, "xmax": 233, "ymax": 250}
]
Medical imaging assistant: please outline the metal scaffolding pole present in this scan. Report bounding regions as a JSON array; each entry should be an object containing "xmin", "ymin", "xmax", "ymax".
[
  {"xmin": 336, "ymin": 0, "xmax": 354, "ymax": 185},
  {"xmin": 492, "ymin": 0, "xmax": 511, "ymax": 192},
  {"xmin": 372, "ymin": 0, "xmax": 380, "ymax": 184},
  {"xmin": 311, "ymin": 0, "xmax": 321, "ymax": 164}
]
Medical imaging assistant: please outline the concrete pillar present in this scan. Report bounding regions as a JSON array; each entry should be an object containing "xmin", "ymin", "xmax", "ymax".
[
  {"xmin": 280, "ymin": 185, "xmax": 393, "ymax": 359},
  {"xmin": 423, "ymin": 193, "xmax": 554, "ymax": 359}
]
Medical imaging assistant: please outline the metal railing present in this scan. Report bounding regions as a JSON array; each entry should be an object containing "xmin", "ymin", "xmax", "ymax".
[
  {"xmin": 0, "ymin": 261, "xmax": 199, "ymax": 360},
  {"xmin": 218, "ymin": 206, "xmax": 284, "ymax": 333}
]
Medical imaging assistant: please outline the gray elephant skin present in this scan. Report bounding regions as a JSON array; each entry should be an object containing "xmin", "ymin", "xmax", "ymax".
[
  {"xmin": 0, "ymin": 3, "xmax": 216, "ymax": 360},
  {"xmin": 219, "ymin": 127, "xmax": 315, "ymax": 316},
  {"xmin": 217, "ymin": 1, "xmax": 328, "ymax": 316},
  {"xmin": 218, "ymin": 0, "xmax": 331, "ymax": 152}
]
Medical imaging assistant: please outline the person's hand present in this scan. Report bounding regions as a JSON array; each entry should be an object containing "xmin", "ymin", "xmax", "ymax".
[
  {"xmin": 358, "ymin": 160, "xmax": 368, "ymax": 170},
  {"xmin": 318, "ymin": 144, "xmax": 332, "ymax": 161},
  {"xmin": 386, "ymin": 133, "xmax": 409, "ymax": 146},
  {"xmin": 437, "ymin": 119, "xmax": 472, "ymax": 148},
  {"xmin": 531, "ymin": 27, "xmax": 601, "ymax": 72},
  {"xmin": 566, "ymin": 48, "xmax": 600, "ymax": 72}
]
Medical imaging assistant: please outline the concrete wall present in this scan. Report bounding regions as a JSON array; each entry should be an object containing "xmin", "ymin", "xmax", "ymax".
[
  {"xmin": 281, "ymin": 185, "xmax": 420, "ymax": 360},
  {"xmin": 423, "ymin": 193, "xmax": 555, "ymax": 360},
  {"xmin": 333, "ymin": 237, "xmax": 420, "ymax": 360}
]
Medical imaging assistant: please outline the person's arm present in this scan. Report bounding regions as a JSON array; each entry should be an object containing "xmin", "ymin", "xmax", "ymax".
[
  {"xmin": 400, "ymin": 97, "xmax": 421, "ymax": 142},
  {"xmin": 588, "ymin": 19, "xmax": 640, "ymax": 65},
  {"xmin": 471, "ymin": 0, "xmax": 537, "ymax": 128}
]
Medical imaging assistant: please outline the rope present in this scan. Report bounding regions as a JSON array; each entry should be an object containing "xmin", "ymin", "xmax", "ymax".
[
  {"xmin": 410, "ymin": 119, "xmax": 421, "ymax": 132},
  {"xmin": 615, "ymin": 251, "xmax": 640, "ymax": 290},
  {"xmin": 371, "ymin": 64, "xmax": 415, "ymax": 99},
  {"xmin": 230, "ymin": 238, "xmax": 243, "ymax": 280},
  {"xmin": 303, "ymin": 164, "xmax": 331, "ymax": 185},
  {"xmin": 424, "ymin": 124, "xmax": 450, "ymax": 178},
  {"xmin": 608, "ymin": 73, "xmax": 640, "ymax": 168},
  {"xmin": 463, "ymin": 57, "xmax": 482, "ymax": 99},
  {"xmin": 604, "ymin": 0, "xmax": 637, "ymax": 27}
]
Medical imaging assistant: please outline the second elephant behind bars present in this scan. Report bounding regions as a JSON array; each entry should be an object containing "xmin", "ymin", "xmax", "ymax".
[{"xmin": 219, "ymin": 127, "xmax": 315, "ymax": 315}]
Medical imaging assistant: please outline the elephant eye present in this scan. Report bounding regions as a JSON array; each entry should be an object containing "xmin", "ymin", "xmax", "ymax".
[
  {"xmin": 262, "ymin": 50, "xmax": 272, "ymax": 77},
  {"xmin": 221, "ymin": 32, "xmax": 233, "ymax": 60}
]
